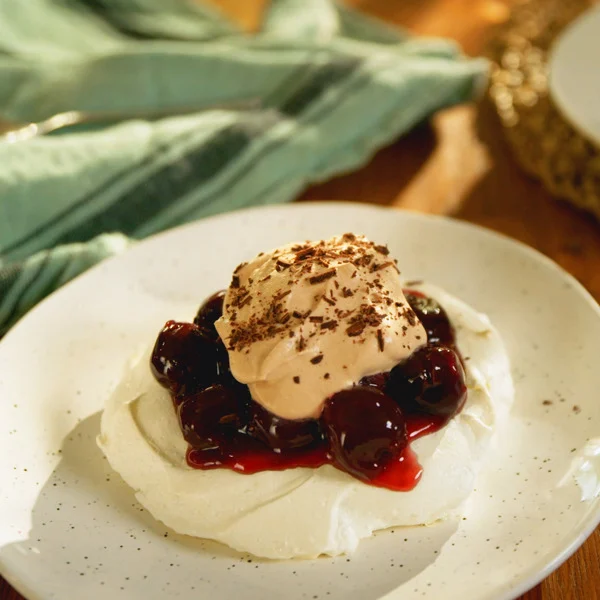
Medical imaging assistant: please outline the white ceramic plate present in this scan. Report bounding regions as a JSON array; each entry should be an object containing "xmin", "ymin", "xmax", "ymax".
[
  {"xmin": 549, "ymin": 5, "xmax": 600, "ymax": 146},
  {"xmin": 1, "ymin": 203, "xmax": 600, "ymax": 600}
]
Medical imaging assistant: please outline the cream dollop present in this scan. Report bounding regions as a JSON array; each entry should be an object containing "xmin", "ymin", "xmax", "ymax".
[
  {"xmin": 98, "ymin": 283, "xmax": 514, "ymax": 559},
  {"xmin": 215, "ymin": 234, "xmax": 426, "ymax": 419}
]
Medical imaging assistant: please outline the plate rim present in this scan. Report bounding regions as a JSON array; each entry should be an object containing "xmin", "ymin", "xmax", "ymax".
[{"xmin": 549, "ymin": 4, "xmax": 600, "ymax": 148}]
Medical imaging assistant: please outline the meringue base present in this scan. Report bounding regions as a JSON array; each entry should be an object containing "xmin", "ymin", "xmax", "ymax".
[{"xmin": 97, "ymin": 284, "xmax": 513, "ymax": 559}]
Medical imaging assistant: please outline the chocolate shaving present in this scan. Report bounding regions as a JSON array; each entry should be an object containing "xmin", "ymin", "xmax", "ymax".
[
  {"xmin": 342, "ymin": 233, "xmax": 356, "ymax": 241},
  {"xmin": 292, "ymin": 310, "xmax": 304, "ymax": 319},
  {"xmin": 234, "ymin": 262, "xmax": 247, "ymax": 274},
  {"xmin": 322, "ymin": 295, "xmax": 336, "ymax": 306},
  {"xmin": 309, "ymin": 316, "xmax": 324, "ymax": 323},
  {"xmin": 310, "ymin": 355, "xmax": 324, "ymax": 365},
  {"xmin": 295, "ymin": 247, "xmax": 316, "ymax": 260},
  {"xmin": 374, "ymin": 244, "xmax": 390, "ymax": 256},
  {"xmin": 228, "ymin": 321, "xmax": 282, "ymax": 351},
  {"xmin": 370, "ymin": 261, "xmax": 395, "ymax": 272},
  {"xmin": 274, "ymin": 289, "xmax": 292, "ymax": 301},
  {"xmin": 341, "ymin": 287, "xmax": 354, "ymax": 298},
  {"xmin": 300, "ymin": 262, "xmax": 313, "ymax": 275},
  {"xmin": 324, "ymin": 373, "xmax": 330, "ymax": 379},
  {"xmin": 309, "ymin": 269, "xmax": 336, "ymax": 285},
  {"xmin": 404, "ymin": 308, "xmax": 417, "ymax": 326},
  {"xmin": 376, "ymin": 329, "xmax": 384, "ymax": 352},
  {"xmin": 346, "ymin": 322, "xmax": 365, "ymax": 337},
  {"xmin": 230, "ymin": 287, "xmax": 251, "ymax": 308},
  {"xmin": 344, "ymin": 304, "xmax": 383, "ymax": 338},
  {"xmin": 276, "ymin": 258, "xmax": 293, "ymax": 272},
  {"xmin": 353, "ymin": 254, "xmax": 373, "ymax": 267},
  {"xmin": 238, "ymin": 294, "xmax": 252, "ymax": 309},
  {"xmin": 293, "ymin": 376, "xmax": 300, "ymax": 384},
  {"xmin": 320, "ymin": 320, "xmax": 337, "ymax": 330},
  {"xmin": 259, "ymin": 275, "xmax": 271, "ymax": 283},
  {"xmin": 231, "ymin": 275, "xmax": 240, "ymax": 288}
]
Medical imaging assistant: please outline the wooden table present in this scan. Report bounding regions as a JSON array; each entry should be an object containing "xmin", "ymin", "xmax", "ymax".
[{"xmin": 2, "ymin": 0, "xmax": 600, "ymax": 598}]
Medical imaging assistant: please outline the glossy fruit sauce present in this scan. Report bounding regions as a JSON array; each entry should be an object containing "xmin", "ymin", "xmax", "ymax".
[{"xmin": 150, "ymin": 289, "xmax": 467, "ymax": 491}]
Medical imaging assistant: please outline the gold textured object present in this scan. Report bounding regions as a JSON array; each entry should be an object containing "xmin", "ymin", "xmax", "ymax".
[{"xmin": 489, "ymin": 0, "xmax": 600, "ymax": 219}]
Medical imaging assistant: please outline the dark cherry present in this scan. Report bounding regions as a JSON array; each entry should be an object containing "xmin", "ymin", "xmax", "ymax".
[
  {"xmin": 322, "ymin": 387, "xmax": 408, "ymax": 482},
  {"xmin": 404, "ymin": 290, "xmax": 455, "ymax": 346},
  {"xmin": 193, "ymin": 290, "xmax": 226, "ymax": 341},
  {"xmin": 178, "ymin": 384, "xmax": 249, "ymax": 449},
  {"xmin": 150, "ymin": 321, "xmax": 221, "ymax": 395},
  {"xmin": 214, "ymin": 339, "xmax": 235, "ymax": 384},
  {"xmin": 388, "ymin": 344, "xmax": 466, "ymax": 418},
  {"xmin": 359, "ymin": 371, "xmax": 390, "ymax": 392},
  {"xmin": 250, "ymin": 401, "xmax": 324, "ymax": 451}
]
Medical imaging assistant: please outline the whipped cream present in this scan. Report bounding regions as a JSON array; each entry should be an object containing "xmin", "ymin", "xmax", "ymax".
[
  {"xmin": 215, "ymin": 235, "xmax": 426, "ymax": 419},
  {"xmin": 98, "ymin": 283, "xmax": 513, "ymax": 559}
]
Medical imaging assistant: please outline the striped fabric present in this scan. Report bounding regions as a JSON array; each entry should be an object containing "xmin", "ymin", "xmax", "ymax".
[{"xmin": 0, "ymin": 0, "xmax": 487, "ymax": 335}]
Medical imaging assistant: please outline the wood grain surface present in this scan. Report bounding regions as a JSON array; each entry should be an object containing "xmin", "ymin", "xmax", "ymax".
[{"xmin": 2, "ymin": 0, "xmax": 599, "ymax": 598}]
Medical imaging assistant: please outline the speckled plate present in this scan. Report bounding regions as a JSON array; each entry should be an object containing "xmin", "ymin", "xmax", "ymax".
[{"xmin": 1, "ymin": 203, "xmax": 599, "ymax": 600}]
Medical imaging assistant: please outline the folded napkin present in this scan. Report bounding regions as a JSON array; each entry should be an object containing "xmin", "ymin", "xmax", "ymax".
[{"xmin": 0, "ymin": 0, "xmax": 487, "ymax": 335}]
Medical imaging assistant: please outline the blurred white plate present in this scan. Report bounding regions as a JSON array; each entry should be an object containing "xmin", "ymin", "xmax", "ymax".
[
  {"xmin": 1, "ymin": 203, "xmax": 600, "ymax": 600},
  {"xmin": 549, "ymin": 5, "xmax": 600, "ymax": 146}
]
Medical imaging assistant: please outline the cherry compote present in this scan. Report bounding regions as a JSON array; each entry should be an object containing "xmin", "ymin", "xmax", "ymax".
[
  {"xmin": 404, "ymin": 290, "xmax": 455, "ymax": 347},
  {"xmin": 177, "ymin": 384, "xmax": 250, "ymax": 449},
  {"xmin": 150, "ymin": 321, "xmax": 223, "ymax": 397},
  {"xmin": 358, "ymin": 371, "xmax": 390, "ymax": 393},
  {"xmin": 322, "ymin": 387, "xmax": 407, "ymax": 482},
  {"xmin": 387, "ymin": 344, "xmax": 467, "ymax": 417},
  {"xmin": 193, "ymin": 290, "xmax": 226, "ymax": 341},
  {"xmin": 250, "ymin": 402, "xmax": 325, "ymax": 451},
  {"xmin": 150, "ymin": 288, "xmax": 467, "ymax": 492}
]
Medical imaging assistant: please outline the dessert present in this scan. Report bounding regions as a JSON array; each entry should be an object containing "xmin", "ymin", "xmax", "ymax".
[{"xmin": 98, "ymin": 234, "xmax": 513, "ymax": 559}]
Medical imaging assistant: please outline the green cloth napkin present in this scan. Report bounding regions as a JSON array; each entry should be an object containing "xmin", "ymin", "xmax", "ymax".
[{"xmin": 0, "ymin": 0, "xmax": 487, "ymax": 335}]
